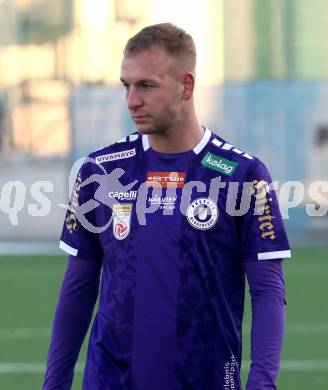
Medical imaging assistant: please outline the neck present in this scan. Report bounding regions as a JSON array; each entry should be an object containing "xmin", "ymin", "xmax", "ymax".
[{"xmin": 147, "ymin": 109, "xmax": 204, "ymax": 153}]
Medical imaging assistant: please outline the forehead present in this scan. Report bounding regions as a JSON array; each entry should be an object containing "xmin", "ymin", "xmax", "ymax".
[{"xmin": 120, "ymin": 47, "xmax": 175, "ymax": 81}]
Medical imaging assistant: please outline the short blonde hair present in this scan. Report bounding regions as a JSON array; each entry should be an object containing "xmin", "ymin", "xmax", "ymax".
[{"xmin": 123, "ymin": 23, "xmax": 196, "ymax": 69}]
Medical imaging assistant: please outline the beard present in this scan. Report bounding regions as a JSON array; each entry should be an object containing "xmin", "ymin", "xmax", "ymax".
[{"xmin": 135, "ymin": 110, "xmax": 179, "ymax": 136}]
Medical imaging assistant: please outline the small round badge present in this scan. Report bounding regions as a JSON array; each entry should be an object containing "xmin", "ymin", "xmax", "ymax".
[{"xmin": 187, "ymin": 198, "xmax": 218, "ymax": 230}]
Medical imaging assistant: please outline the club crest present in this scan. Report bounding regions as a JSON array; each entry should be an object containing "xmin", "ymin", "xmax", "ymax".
[{"xmin": 187, "ymin": 198, "xmax": 218, "ymax": 230}]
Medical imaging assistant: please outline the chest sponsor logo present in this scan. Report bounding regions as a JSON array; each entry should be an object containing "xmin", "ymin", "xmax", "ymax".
[
  {"xmin": 186, "ymin": 197, "xmax": 218, "ymax": 230},
  {"xmin": 109, "ymin": 190, "xmax": 137, "ymax": 201},
  {"xmin": 201, "ymin": 152, "xmax": 238, "ymax": 176},
  {"xmin": 148, "ymin": 194, "xmax": 177, "ymax": 210},
  {"xmin": 113, "ymin": 203, "xmax": 132, "ymax": 240},
  {"xmin": 96, "ymin": 148, "xmax": 136, "ymax": 164},
  {"xmin": 146, "ymin": 172, "xmax": 186, "ymax": 188}
]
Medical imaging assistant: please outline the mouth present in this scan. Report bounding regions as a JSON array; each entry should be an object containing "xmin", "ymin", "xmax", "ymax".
[{"xmin": 132, "ymin": 115, "xmax": 150, "ymax": 124}]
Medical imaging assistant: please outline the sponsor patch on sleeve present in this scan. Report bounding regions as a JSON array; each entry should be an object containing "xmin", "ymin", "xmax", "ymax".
[{"xmin": 251, "ymin": 180, "xmax": 276, "ymax": 240}]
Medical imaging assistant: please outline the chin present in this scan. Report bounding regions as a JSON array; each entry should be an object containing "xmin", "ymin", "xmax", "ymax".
[
  {"xmin": 135, "ymin": 125, "xmax": 157, "ymax": 135},
  {"xmin": 137, "ymin": 124, "xmax": 169, "ymax": 136},
  {"xmin": 135, "ymin": 125, "xmax": 151, "ymax": 134}
]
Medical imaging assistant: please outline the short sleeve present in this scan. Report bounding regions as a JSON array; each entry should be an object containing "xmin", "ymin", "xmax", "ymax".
[
  {"xmin": 239, "ymin": 158, "xmax": 291, "ymax": 263},
  {"xmin": 59, "ymin": 159, "xmax": 102, "ymax": 261}
]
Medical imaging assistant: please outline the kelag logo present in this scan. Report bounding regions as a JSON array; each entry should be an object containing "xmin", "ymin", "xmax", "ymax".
[{"xmin": 202, "ymin": 152, "xmax": 239, "ymax": 176}]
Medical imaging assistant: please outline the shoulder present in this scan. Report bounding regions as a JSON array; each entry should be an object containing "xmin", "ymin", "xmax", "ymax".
[
  {"xmin": 88, "ymin": 132, "xmax": 141, "ymax": 165},
  {"xmin": 207, "ymin": 130, "xmax": 271, "ymax": 180},
  {"xmin": 73, "ymin": 132, "xmax": 141, "ymax": 180}
]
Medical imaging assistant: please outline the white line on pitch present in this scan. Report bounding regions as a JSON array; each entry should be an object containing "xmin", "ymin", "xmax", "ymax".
[
  {"xmin": 0, "ymin": 323, "xmax": 327, "ymax": 340},
  {"xmin": 242, "ymin": 360, "xmax": 328, "ymax": 371},
  {"xmin": 0, "ymin": 328, "xmax": 50, "ymax": 339},
  {"xmin": 1, "ymin": 361, "xmax": 328, "ymax": 374},
  {"xmin": 0, "ymin": 362, "xmax": 85, "ymax": 374},
  {"xmin": 243, "ymin": 322, "xmax": 328, "ymax": 335}
]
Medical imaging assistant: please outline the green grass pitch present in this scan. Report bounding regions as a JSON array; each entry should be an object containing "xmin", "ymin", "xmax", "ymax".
[{"xmin": 0, "ymin": 246, "xmax": 327, "ymax": 389}]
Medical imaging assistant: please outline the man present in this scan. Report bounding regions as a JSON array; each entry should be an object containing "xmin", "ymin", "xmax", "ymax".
[{"xmin": 43, "ymin": 23, "xmax": 291, "ymax": 389}]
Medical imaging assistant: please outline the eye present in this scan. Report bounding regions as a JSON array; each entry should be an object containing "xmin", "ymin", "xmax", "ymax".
[{"xmin": 141, "ymin": 83, "xmax": 154, "ymax": 89}]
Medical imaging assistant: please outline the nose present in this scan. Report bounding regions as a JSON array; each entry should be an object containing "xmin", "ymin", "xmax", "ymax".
[{"xmin": 127, "ymin": 87, "xmax": 143, "ymax": 110}]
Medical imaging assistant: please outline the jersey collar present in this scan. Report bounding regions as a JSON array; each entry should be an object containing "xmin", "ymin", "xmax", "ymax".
[{"xmin": 142, "ymin": 126, "xmax": 211, "ymax": 155}]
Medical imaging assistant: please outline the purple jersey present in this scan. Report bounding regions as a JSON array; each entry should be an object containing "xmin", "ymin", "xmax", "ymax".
[{"xmin": 60, "ymin": 127, "xmax": 290, "ymax": 390}]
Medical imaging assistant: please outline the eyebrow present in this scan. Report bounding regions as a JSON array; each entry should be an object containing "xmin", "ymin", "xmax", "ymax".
[{"xmin": 120, "ymin": 78, "xmax": 158, "ymax": 85}]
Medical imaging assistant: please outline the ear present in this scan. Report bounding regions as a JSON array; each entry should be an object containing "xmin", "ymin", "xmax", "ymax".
[{"xmin": 181, "ymin": 72, "xmax": 195, "ymax": 101}]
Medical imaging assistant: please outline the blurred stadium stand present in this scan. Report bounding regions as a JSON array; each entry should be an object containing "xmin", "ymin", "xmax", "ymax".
[{"xmin": 0, "ymin": 0, "xmax": 327, "ymax": 249}]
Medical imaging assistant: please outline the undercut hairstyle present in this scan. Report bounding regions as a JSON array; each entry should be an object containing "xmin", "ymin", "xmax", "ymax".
[{"xmin": 123, "ymin": 23, "xmax": 196, "ymax": 69}]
